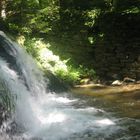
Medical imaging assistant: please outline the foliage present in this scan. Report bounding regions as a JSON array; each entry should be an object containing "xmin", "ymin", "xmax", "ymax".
[
  {"xmin": 23, "ymin": 38, "xmax": 97, "ymax": 85},
  {"xmin": 0, "ymin": 0, "xmax": 139, "ymax": 34},
  {"xmin": 84, "ymin": 8, "xmax": 101, "ymax": 28},
  {"xmin": 28, "ymin": 4, "xmax": 60, "ymax": 34},
  {"xmin": 24, "ymin": 38, "xmax": 81, "ymax": 85},
  {"xmin": 78, "ymin": 65, "xmax": 97, "ymax": 79},
  {"xmin": 1, "ymin": 0, "xmax": 139, "ymax": 84},
  {"xmin": 1, "ymin": 0, "xmax": 59, "ymax": 34}
]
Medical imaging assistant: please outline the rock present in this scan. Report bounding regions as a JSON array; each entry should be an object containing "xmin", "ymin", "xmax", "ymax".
[
  {"xmin": 112, "ymin": 80, "xmax": 122, "ymax": 86},
  {"xmin": 123, "ymin": 77, "xmax": 135, "ymax": 83},
  {"xmin": 80, "ymin": 78, "xmax": 91, "ymax": 85},
  {"xmin": 136, "ymin": 80, "xmax": 140, "ymax": 84}
]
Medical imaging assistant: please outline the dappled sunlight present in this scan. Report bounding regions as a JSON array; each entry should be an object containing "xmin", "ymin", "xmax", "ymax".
[
  {"xmin": 38, "ymin": 47, "xmax": 68, "ymax": 73},
  {"xmin": 23, "ymin": 38, "xmax": 81, "ymax": 84},
  {"xmin": 30, "ymin": 39, "xmax": 69, "ymax": 74},
  {"xmin": 39, "ymin": 48, "xmax": 59, "ymax": 62}
]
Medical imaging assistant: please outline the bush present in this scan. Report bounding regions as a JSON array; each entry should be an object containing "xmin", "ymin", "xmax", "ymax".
[
  {"xmin": 23, "ymin": 37, "xmax": 97, "ymax": 86},
  {"xmin": 23, "ymin": 38, "xmax": 81, "ymax": 85}
]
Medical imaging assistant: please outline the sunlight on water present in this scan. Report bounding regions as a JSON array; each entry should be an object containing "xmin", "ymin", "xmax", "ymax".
[
  {"xmin": 52, "ymin": 96, "xmax": 77, "ymax": 103},
  {"xmin": 44, "ymin": 113, "xmax": 66, "ymax": 124},
  {"xmin": 77, "ymin": 107, "xmax": 105, "ymax": 113},
  {"xmin": 29, "ymin": 97, "xmax": 67, "ymax": 125},
  {"xmin": 96, "ymin": 119, "xmax": 115, "ymax": 125}
]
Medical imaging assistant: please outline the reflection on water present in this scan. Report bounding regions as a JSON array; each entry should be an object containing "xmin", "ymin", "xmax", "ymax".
[
  {"xmin": 71, "ymin": 85, "xmax": 140, "ymax": 119},
  {"xmin": 70, "ymin": 85, "xmax": 140, "ymax": 139}
]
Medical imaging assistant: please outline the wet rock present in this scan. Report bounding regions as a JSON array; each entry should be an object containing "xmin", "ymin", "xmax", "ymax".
[
  {"xmin": 123, "ymin": 77, "xmax": 135, "ymax": 83},
  {"xmin": 80, "ymin": 78, "xmax": 91, "ymax": 84},
  {"xmin": 112, "ymin": 80, "xmax": 122, "ymax": 86},
  {"xmin": 136, "ymin": 80, "xmax": 140, "ymax": 84}
]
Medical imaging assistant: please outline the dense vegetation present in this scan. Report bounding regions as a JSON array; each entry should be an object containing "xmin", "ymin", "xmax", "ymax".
[{"xmin": 0, "ymin": 0, "xmax": 140, "ymax": 85}]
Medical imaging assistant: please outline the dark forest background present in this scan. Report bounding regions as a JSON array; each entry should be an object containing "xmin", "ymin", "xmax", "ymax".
[{"xmin": 0, "ymin": 0, "xmax": 140, "ymax": 85}]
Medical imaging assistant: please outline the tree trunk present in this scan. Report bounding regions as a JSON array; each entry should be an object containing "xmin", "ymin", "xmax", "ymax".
[{"xmin": 111, "ymin": 0, "xmax": 118, "ymax": 11}]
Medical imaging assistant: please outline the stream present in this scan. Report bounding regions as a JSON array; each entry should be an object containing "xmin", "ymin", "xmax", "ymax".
[
  {"xmin": 0, "ymin": 31, "xmax": 140, "ymax": 140},
  {"xmin": 1, "ymin": 91, "xmax": 140, "ymax": 140},
  {"xmin": 71, "ymin": 87, "xmax": 140, "ymax": 139}
]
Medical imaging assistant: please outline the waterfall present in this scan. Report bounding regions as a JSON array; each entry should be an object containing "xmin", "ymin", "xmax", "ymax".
[
  {"xmin": 0, "ymin": 31, "xmax": 49, "ymax": 138},
  {"xmin": 0, "ymin": 31, "xmax": 120, "ymax": 140},
  {"xmin": 0, "ymin": 31, "xmax": 47, "ymax": 94}
]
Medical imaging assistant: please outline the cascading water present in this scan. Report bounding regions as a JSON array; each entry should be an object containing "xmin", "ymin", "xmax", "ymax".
[
  {"xmin": 0, "ymin": 31, "xmax": 48, "ymax": 139},
  {"xmin": 1, "ymin": 31, "xmax": 138, "ymax": 140}
]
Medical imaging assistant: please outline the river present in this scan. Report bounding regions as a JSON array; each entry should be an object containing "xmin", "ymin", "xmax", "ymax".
[{"xmin": 70, "ymin": 85, "xmax": 140, "ymax": 139}]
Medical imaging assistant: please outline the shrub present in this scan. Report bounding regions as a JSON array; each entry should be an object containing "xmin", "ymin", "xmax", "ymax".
[{"xmin": 23, "ymin": 38, "xmax": 81, "ymax": 85}]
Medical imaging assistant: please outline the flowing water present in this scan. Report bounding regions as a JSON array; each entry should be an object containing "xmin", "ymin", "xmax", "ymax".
[{"xmin": 0, "ymin": 31, "xmax": 140, "ymax": 140}]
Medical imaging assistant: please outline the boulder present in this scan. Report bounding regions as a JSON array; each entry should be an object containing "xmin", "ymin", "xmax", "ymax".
[
  {"xmin": 112, "ymin": 80, "xmax": 122, "ymax": 86},
  {"xmin": 123, "ymin": 77, "xmax": 135, "ymax": 83}
]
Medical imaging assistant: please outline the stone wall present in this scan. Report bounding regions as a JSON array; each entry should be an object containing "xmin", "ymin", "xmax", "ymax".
[{"xmin": 93, "ymin": 13, "xmax": 140, "ymax": 80}]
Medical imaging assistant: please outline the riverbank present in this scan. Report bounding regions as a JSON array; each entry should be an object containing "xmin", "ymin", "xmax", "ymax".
[
  {"xmin": 72, "ymin": 83, "xmax": 140, "ymax": 96},
  {"xmin": 72, "ymin": 83, "xmax": 140, "ymax": 119}
]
